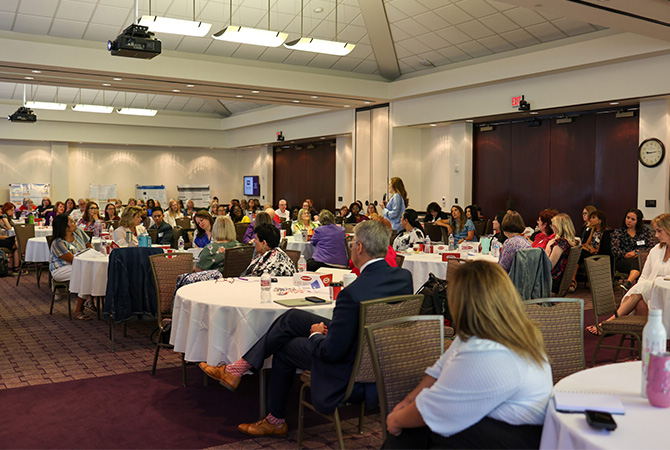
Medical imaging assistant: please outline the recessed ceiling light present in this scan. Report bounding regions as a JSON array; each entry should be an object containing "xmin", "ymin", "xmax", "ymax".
[
  {"xmin": 113, "ymin": 77, "xmax": 122, "ymax": 81},
  {"xmin": 320, "ymin": 137, "xmax": 326, "ymax": 139},
  {"xmin": 310, "ymin": 96, "xmax": 318, "ymax": 99},
  {"xmin": 236, "ymin": 95, "xmax": 243, "ymax": 98},
  {"xmin": 466, "ymin": 119, "xmax": 473, "ymax": 122},
  {"xmin": 24, "ymin": 76, "xmax": 34, "ymax": 80},
  {"xmin": 314, "ymin": 7, "xmax": 324, "ymax": 13},
  {"xmin": 293, "ymin": 100, "xmax": 300, "ymax": 103},
  {"xmin": 364, "ymin": 101, "xmax": 371, "ymax": 104},
  {"xmin": 172, "ymin": 89, "xmax": 180, "ymax": 92},
  {"xmin": 251, "ymin": 90, "xmax": 260, "ymax": 94},
  {"xmin": 430, "ymin": 124, "xmax": 436, "ymax": 127},
  {"xmin": 343, "ymin": 104, "xmax": 350, "ymax": 107},
  {"xmin": 186, "ymin": 84, "xmax": 195, "ymax": 88},
  {"xmin": 530, "ymin": 112, "xmax": 539, "ymax": 115},
  {"xmin": 610, "ymin": 102, "xmax": 619, "ymax": 105},
  {"xmin": 31, "ymin": 70, "xmax": 41, "ymax": 74},
  {"xmin": 102, "ymin": 83, "xmax": 111, "ymax": 86}
]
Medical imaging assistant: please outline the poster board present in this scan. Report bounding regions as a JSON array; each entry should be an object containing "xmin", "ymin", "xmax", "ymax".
[
  {"xmin": 135, "ymin": 185, "xmax": 168, "ymax": 207},
  {"xmin": 177, "ymin": 185, "xmax": 210, "ymax": 208},
  {"xmin": 9, "ymin": 183, "xmax": 50, "ymax": 207},
  {"xmin": 89, "ymin": 184, "xmax": 117, "ymax": 203}
]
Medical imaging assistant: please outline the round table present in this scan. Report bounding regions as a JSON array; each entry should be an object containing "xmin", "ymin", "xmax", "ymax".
[
  {"xmin": 649, "ymin": 278, "xmax": 670, "ymax": 335},
  {"xmin": 540, "ymin": 361, "xmax": 670, "ymax": 449},
  {"xmin": 402, "ymin": 251, "xmax": 498, "ymax": 292},
  {"xmin": 34, "ymin": 226, "xmax": 52, "ymax": 238},
  {"xmin": 285, "ymin": 236, "xmax": 315, "ymax": 260},
  {"xmin": 25, "ymin": 237, "xmax": 50, "ymax": 262},
  {"xmin": 69, "ymin": 250, "xmax": 110, "ymax": 297},
  {"xmin": 170, "ymin": 277, "xmax": 335, "ymax": 365}
]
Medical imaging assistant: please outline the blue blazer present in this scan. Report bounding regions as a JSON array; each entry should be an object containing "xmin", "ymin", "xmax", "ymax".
[{"xmin": 304, "ymin": 260, "xmax": 413, "ymax": 413}]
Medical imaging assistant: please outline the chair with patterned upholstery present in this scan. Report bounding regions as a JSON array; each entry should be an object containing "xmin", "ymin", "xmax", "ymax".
[
  {"xmin": 554, "ymin": 244, "xmax": 581, "ymax": 298},
  {"xmin": 523, "ymin": 298, "xmax": 585, "ymax": 384},
  {"xmin": 585, "ymin": 255, "xmax": 646, "ymax": 367},
  {"xmin": 446, "ymin": 257, "xmax": 468, "ymax": 281},
  {"xmin": 284, "ymin": 249, "xmax": 301, "ymax": 269},
  {"xmin": 424, "ymin": 223, "xmax": 444, "ymax": 243},
  {"xmin": 13, "ymin": 223, "xmax": 35, "ymax": 286},
  {"xmin": 366, "ymin": 315, "xmax": 444, "ymax": 440},
  {"xmin": 235, "ymin": 223, "xmax": 249, "ymax": 244},
  {"xmin": 221, "ymin": 245, "xmax": 254, "ymax": 277},
  {"xmin": 148, "ymin": 252, "xmax": 193, "ymax": 386},
  {"xmin": 395, "ymin": 254, "xmax": 405, "ymax": 268},
  {"xmin": 297, "ymin": 294, "xmax": 424, "ymax": 449}
]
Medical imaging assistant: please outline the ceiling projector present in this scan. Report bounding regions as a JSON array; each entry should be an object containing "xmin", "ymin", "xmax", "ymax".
[
  {"xmin": 8, "ymin": 106, "xmax": 36, "ymax": 123},
  {"xmin": 108, "ymin": 24, "xmax": 161, "ymax": 59}
]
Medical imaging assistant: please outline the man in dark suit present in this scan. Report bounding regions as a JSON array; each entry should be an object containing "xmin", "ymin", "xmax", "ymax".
[
  {"xmin": 199, "ymin": 220, "xmax": 413, "ymax": 437},
  {"xmin": 149, "ymin": 207, "xmax": 174, "ymax": 246}
]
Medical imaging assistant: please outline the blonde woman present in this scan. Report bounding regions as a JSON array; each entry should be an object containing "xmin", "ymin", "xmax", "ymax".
[
  {"xmin": 112, "ymin": 206, "xmax": 146, "ymax": 247},
  {"xmin": 383, "ymin": 177, "xmax": 408, "ymax": 232},
  {"xmin": 436, "ymin": 205, "xmax": 476, "ymax": 244},
  {"xmin": 545, "ymin": 213, "xmax": 577, "ymax": 294},
  {"xmin": 164, "ymin": 199, "xmax": 184, "ymax": 227},
  {"xmin": 587, "ymin": 213, "xmax": 670, "ymax": 335},
  {"xmin": 195, "ymin": 216, "xmax": 239, "ymax": 273},
  {"xmin": 292, "ymin": 208, "xmax": 317, "ymax": 235},
  {"xmin": 384, "ymin": 261, "xmax": 551, "ymax": 448}
]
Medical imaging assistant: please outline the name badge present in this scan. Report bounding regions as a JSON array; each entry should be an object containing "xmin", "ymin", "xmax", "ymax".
[
  {"xmin": 158, "ymin": 232, "xmax": 164, "ymax": 237},
  {"xmin": 637, "ymin": 240, "xmax": 645, "ymax": 246}
]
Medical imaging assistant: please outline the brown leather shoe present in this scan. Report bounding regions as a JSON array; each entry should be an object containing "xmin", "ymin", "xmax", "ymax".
[
  {"xmin": 238, "ymin": 419, "xmax": 288, "ymax": 438},
  {"xmin": 198, "ymin": 362, "xmax": 241, "ymax": 391}
]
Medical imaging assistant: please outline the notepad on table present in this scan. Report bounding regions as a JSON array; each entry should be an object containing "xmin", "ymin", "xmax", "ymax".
[
  {"xmin": 274, "ymin": 298, "xmax": 332, "ymax": 308},
  {"xmin": 553, "ymin": 391, "xmax": 625, "ymax": 415}
]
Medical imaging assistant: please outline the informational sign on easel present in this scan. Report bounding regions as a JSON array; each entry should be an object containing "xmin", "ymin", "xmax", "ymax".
[
  {"xmin": 135, "ymin": 185, "xmax": 168, "ymax": 207},
  {"xmin": 177, "ymin": 185, "xmax": 210, "ymax": 208},
  {"xmin": 89, "ymin": 184, "xmax": 117, "ymax": 203},
  {"xmin": 9, "ymin": 183, "xmax": 50, "ymax": 207}
]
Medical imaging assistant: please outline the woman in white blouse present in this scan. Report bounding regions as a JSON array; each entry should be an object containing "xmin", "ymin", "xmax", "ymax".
[
  {"xmin": 164, "ymin": 199, "xmax": 184, "ymax": 227},
  {"xmin": 112, "ymin": 206, "xmax": 146, "ymax": 247},
  {"xmin": 384, "ymin": 260, "xmax": 552, "ymax": 449},
  {"xmin": 392, "ymin": 209, "xmax": 425, "ymax": 252}
]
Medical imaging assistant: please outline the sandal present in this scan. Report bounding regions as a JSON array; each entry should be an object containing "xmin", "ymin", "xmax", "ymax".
[
  {"xmin": 585, "ymin": 325, "xmax": 601, "ymax": 336},
  {"xmin": 568, "ymin": 280, "xmax": 577, "ymax": 293},
  {"xmin": 84, "ymin": 299, "xmax": 98, "ymax": 313},
  {"xmin": 74, "ymin": 312, "xmax": 91, "ymax": 321}
]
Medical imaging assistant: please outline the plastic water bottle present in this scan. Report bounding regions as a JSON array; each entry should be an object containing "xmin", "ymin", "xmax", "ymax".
[
  {"xmin": 178, "ymin": 235, "xmax": 185, "ymax": 251},
  {"xmin": 298, "ymin": 254, "xmax": 307, "ymax": 272},
  {"xmin": 260, "ymin": 271, "xmax": 271, "ymax": 303},
  {"xmin": 108, "ymin": 225, "xmax": 114, "ymax": 237},
  {"xmin": 642, "ymin": 309, "xmax": 667, "ymax": 397},
  {"xmin": 492, "ymin": 241, "xmax": 502, "ymax": 258},
  {"xmin": 448, "ymin": 234, "xmax": 455, "ymax": 251}
]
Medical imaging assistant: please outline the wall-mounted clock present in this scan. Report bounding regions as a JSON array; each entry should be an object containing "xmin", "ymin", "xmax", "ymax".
[{"xmin": 639, "ymin": 138, "xmax": 665, "ymax": 168}]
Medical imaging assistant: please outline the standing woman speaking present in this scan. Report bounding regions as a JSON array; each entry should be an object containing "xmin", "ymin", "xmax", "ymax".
[{"xmin": 383, "ymin": 177, "xmax": 408, "ymax": 232}]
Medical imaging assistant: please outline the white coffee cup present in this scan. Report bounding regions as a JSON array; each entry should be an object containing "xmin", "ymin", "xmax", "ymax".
[{"xmin": 343, "ymin": 272, "xmax": 357, "ymax": 287}]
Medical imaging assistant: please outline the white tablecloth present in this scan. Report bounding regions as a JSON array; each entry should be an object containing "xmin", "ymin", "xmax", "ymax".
[
  {"xmin": 69, "ymin": 250, "xmax": 110, "ymax": 296},
  {"xmin": 25, "ymin": 237, "xmax": 50, "ymax": 262},
  {"xmin": 540, "ymin": 361, "xmax": 670, "ymax": 450},
  {"xmin": 402, "ymin": 251, "xmax": 498, "ymax": 292},
  {"xmin": 649, "ymin": 278, "xmax": 670, "ymax": 335},
  {"xmin": 170, "ymin": 277, "xmax": 335, "ymax": 365},
  {"xmin": 286, "ymin": 236, "xmax": 315, "ymax": 260},
  {"xmin": 34, "ymin": 226, "xmax": 52, "ymax": 238}
]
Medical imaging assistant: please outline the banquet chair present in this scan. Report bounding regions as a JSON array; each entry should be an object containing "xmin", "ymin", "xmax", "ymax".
[
  {"xmin": 279, "ymin": 237, "xmax": 287, "ymax": 250},
  {"xmin": 105, "ymin": 220, "xmax": 120, "ymax": 229},
  {"xmin": 297, "ymin": 294, "xmax": 424, "ymax": 449},
  {"xmin": 235, "ymin": 223, "xmax": 248, "ymax": 243},
  {"xmin": 585, "ymin": 255, "xmax": 645, "ymax": 367},
  {"xmin": 344, "ymin": 223, "xmax": 355, "ymax": 234},
  {"xmin": 147, "ymin": 229, "xmax": 158, "ymax": 244},
  {"xmin": 280, "ymin": 220, "xmax": 292, "ymax": 237},
  {"xmin": 345, "ymin": 235, "xmax": 354, "ymax": 261},
  {"xmin": 446, "ymin": 257, "xmax": 468, "ymax": 281},
  {"xmin": 46, "ymin": 235, "xmax": 72, "ymax": 319},
  {"xmin": 285, "ymin": 249, "xmax": 301, "ymax": 269},
  {"xmin": 424, "ymin": 223, "xmax": 443, "ymax": 243},
  {"xmin": 175, "ymin": 218, "xmax": 192, "ymax": 230},
  {"xmin": 148, "ymin": 252, "xmax": 193, "ymax": 386},
  {"xmin": 172, "ymin": 226, "xmax": 182, "ymax": 249},
  {"xmin": 366, "ymin": 315, "xmax": 444, "ymax": 440},
  {"xmin": 484, "ymin": 219, "xmax": 493, "ymax": 236},
  {"xmin": 523, "ymin": 298, "xmax": 585, "ymax": 384},
  {"xmin": 395, "ymin": 254, "xmax": 405, "ymax": 268},
  {"xmin": 554, "ymin": 244, "xmax": 582, "ymax": 297},
  {"xmin": 221, "ymin": 245, "xmax": 254, "ymax": 277},
  {"xmin": 509, "ymin": 248, "xmax": 552, "ymax": 300},
  {"xmin": 13, "ymin": 223, "xmax": 35, "ymax": 286},
  {"xmin": 473, "ymin": 220, "xmax": 486, "ymax": 239}
]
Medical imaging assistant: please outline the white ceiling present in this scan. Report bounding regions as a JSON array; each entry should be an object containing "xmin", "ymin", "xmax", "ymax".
[{"xmin": 1, "ymin": 0, "xmax": 663, "ymax": 117}]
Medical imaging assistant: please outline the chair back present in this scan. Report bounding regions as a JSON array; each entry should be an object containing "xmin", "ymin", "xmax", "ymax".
[
  {"xmin": 523, "ymin": 298, "xmax": 585, "ymax": 384},
  {"xmin": 345, "ymin": 235, "xmax": 354, "ymax": 261},
  {"xmin": 46, "ymin": 235, "xmax": 54, "ymax": 251},
  {"xmin": 147, "ymin": 229, "xmax": 158, "ymax": 244},
  {"xmin": 555, "ymin": 244, "xmax": 582, "ymax": 297},
  {"xmin": 424, "ymin": 223, "xmax": 443, "ymax": 242},
  {"xmin": 584, "ymin": 255, "xmax": 617, "ymax": 318},
  {"xmin": 13, "ymin": 223, "xmax": 35, "ymax": 257},
  {"xmin": 343, "ymin": 295, "xmax": 424, "ymax": 402},
  {"xmin": 84, "ymin": 230, "xmax": 94, "ymax": 240},
  {"xmin": 473, "ymin": 220, "xmax": 486, "ymax": 238},
  {"xmin": 285, "ymin": 249, "xmax": 301, "ymax": 269},
  {"xmin": 148, "ymin": 253, "xmax": 194, "ymax": 324},
  {"xmin": 235, "ymin": 223, "xmax": 248, "ymax": 243},
  {"xmin": 221, "ymin": 245, "xmax": 254, "ymax": 277},
  {"xmin": 395, "ymin": 254, "xmax": 405, "ymax": 268},
  {"xmin": 172, "ymin": 226, "xmax": 182, "ymax": 249},
  {"xmin": 280, "ymin": 237, "xmax": 288, "ymax": 250},
  {"xmin": 639, "ymin": 250, "xmax": 650, "ymax": 272},
  {"xmin": 344, "ymin": 223, "xmax": 355, "ymax": 234},
  {"xmin": 106, "ymin": 220, "xmax": 120, "ymax": 229},
  {"xmin": 366, "ymin": 315, "xmax": 444, "ymax": 439},
  {"xmin": 175, "ymin": 217, "xmax": 192, "ymax": 230},
  {"xmin": 281, "ymin": 220, "xmax": 292, "ymax": 237},
  {"xmin": 446, "ymin": 257, "xmax": 467, "ymax": 281},
  {"xmin": 483, "ymin": 219, "xmax": 493, "ymax": 236},
  {"xmin": 509, "ymin": 247, "xmax": 552, "ymax": 300}
]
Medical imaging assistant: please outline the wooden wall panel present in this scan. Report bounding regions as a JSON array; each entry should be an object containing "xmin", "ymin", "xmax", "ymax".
[
  {"xmin": 509, "ymin": 120, "xmax": 551, "ymax": 224},
  {"xmin": 549, "ymin": 114, "xmax": 596, "ymax": 221},
  {"xmin": 473, "ymin": 123, "xmax": 511, "ymax": 218}
]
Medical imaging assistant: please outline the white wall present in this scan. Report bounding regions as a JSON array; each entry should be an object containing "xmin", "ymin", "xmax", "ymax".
[
  {"xmin": 335, "ymin": 136, "xmax": 354, "ymax": 208},
  {"xmin": 0, "ymin": 140, "xmax": 53, "ymax": 201},
  {"xmin": 390, "ymin": 127, "xmax": 422, "ymax": 209},
  {"xmin": 638, "ymin": 99, "xmax": 670, "ymax": 218}
]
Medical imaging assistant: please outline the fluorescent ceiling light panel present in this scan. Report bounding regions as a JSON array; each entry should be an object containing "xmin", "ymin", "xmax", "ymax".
[
  {"xmin": 25, "ymin": 101, "xmax": 67, "ymax": 111},
  {"xmin": 72, "ymin": 104, "xmax": 114, "ymax": 114},
  {"xmin": 117, "ymin": 107, "xmax": 158, "ymax": 117},
  {"xmin": 138, "ymin": 15, "xmax": 211, "ymax": 37},
  {"xmin": 212, "ymin": 26, "xmax": 288, "ymax": 47},
  {"xmin": 284, "ymin": 37, "xmax": 355, "ymax": 56}
]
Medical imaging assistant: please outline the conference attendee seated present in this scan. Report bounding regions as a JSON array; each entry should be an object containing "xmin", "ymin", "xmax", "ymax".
[
  {"xmin": 69, "ymin": 198, "xmax": 86, "ymax": 222},
  {"xmin": 243, "ymin": 210, "xmax": 281, "ymax": 244},
  {"xmin": 436, "ymin": 205, "xmax": 478, "ymax": 244},
  {"xmin": 392, "ymin": 209, "xmax": 425, "ymax": 252},
  {"xmin": 611, "ymin": 208, "xmax": 655, "ymax": 291},
  {"xmin": 104, "ymin": 203, "xmax": 120, "ymax": 222},
  {"xmin": 545, "ymin": 213, "xmax": 577, "ymax": 294},
  {"xmin": 77, "ymin": 201, "xmax": 102, "ymax": 232},
  {"xmin": 306, "ymin": 210, "xmax": 348, "ymax": 271},
  {"xmin": 422, "ymin": 202, "xmax": 449, "ymax": 224},
  {"xmin": 216, "ymin": 204, "xmax": 227, "ymax": 217},
  {"xmin": 164, "ymin": 199, "xmax": 184, "ymax": 227},
  {"xmin": 114, "ymin": 199, "xmax": 124, "ymax": 217},
  {"xmin": 531, "ymin": 209, "xmax": 557, "ymax": 250},
  {"xmin": 339, "ymin": 205, "xmax": 349, "ymax": 219},
  {"xmin": 45, "ymin": 201, "xmax": 66, "ymax": 226},
  {"xmin": 146, "ymin": 199, "xmax": 156, "ymax": 216},
  {"xmin": 230, "ymin": 204, "xmax": 251, "ymax": 224},
  {"xmin": 491, "ymin": 211, "xmax": 508, "ymax": 244},
  {"xmin": 275, "ymin": 199, "xmax": 290, "ymax": 222},
  {"xmin": 113, "ymin": 206, "xmax": 146, "ymax": 247},
  {"xmin": 199, "ymin": 220, "xmax": 413, "ymax": 437},
  {"xmin": 49, "ymin": 214, "xmax": 96, "ymax": 320},
  {"xmin": 194, "ymin": 216, "xmax": 239, "ymax": 273},
  {"xmin": 498, "ymin": 211, "xmax": 532, "ymax": 273},
  {"xmin": 0, "ymin": 202, "xmax": 21, "ymax": 274},
  {"xmin": 17, "ymin": 197, "xmax": 37, "ymax": 218},
  {"xmin": 193, "ymin": 210, "xmax": 214, "ymax": 248},
  {"xmin": 241, "ymin": 223, "xmax": 296, "ymax": 277},
  {"xmin": 345, "ymin": 202, "xmax": 369, "ymax": 224},
  {"xmin": 348, "ymin": 216, "xmax": 398, "ymax": 275},
  {"xmin": 382, "ymin": 261, "xmax": 552, "ymax": 449},
  {"xmin": 36, "ymin": 197, "xmax": 53, "ymax": 218},
  {"xmin": 292, "ymin": 208, "xmax": 317, "ymax": 235},
  {"xmin": 149, "ymin": 207, "xmax": 174, "ymax": 246}
]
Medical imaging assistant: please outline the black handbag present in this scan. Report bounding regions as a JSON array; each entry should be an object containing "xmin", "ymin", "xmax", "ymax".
[{"xmin": 416, "ymin": 272, "xmax": 451, "ymax": 324}]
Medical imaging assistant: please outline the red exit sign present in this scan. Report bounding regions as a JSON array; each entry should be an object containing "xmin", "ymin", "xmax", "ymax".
[{"xmin": 512, "ymin": 96, "xmax": 522, "ymax": 108}]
